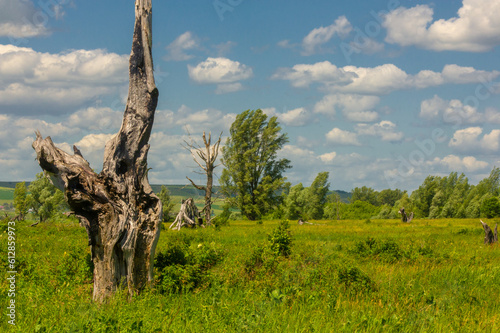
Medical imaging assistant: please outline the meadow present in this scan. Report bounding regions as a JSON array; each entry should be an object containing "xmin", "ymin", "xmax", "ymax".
[{"xmin": 1, "ymin": 217, "xmax": 499, "ymax": 332}]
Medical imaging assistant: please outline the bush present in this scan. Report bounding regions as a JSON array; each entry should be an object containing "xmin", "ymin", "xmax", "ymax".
[
  {"xmin": 268, "ymin": 219, "xmax": 293, "ymax": 257},
  {"xmin": 154, "ymin": 239, "xmax": 224, "ymax": 293},
  {"xmin": 352, "ymin": 238, "xmax": 403, "ymax": 263},
  {"xmin": 337, "ymin": 266, "xmax": 376, "ymax": 293}
]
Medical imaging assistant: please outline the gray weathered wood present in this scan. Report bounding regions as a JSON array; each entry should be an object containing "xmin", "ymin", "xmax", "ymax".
[
  {"xmin": 480, "ymin": 220, "xmax": 498, "ymax": 244},
  {"xmin": 184, "ymin": 131, "xmax": 222, "ymax": 226},
  {"xmin": 32, "ymin": 0, "xmax": 161, "ymax": 302},
  {"xmin": 170, "ymin": 198, "xmax": 202, "ymax": 230},
  {"xmin": 399, "ymin": 207, "xmax": 413, "ymax": 223}
]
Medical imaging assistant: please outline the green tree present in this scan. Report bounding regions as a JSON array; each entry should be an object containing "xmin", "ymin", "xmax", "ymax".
[
  {"xmin": 351, "ymin": 186, "xmax": 379, "ymax": 206},
  {"xmin": 378, "ymin": 188, "xmax": 406, "ymax": 207},
  {"xmin": 303, "ymin": 171, "xmax": 330, "ymax": 220},
  {"xmin": 14, "ymin": 182, "xmax": 28, "ymax": 220},
  {"xmin": 284, "ymin": 183, "xmax": 305, "ymax": 220},
  {"xmin": 480, "ymin": 196, "xmax": 500, "ymax": 218},
  {"xmin": 411, "ymin": 175, "xmax": 441, "ymax": 218},
  {"xmin": 158, "ymin": 185, "xmax": 175, "ymax": 222},
  {"xmin": 220, "ymin": 109, "xmax": 291, "ymax": 220},
  {"xmin": 26, "ymin": 173, "xmax": 67, "ymax": 223}
]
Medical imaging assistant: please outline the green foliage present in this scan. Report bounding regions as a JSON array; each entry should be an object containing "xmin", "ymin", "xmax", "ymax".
[
  {"xmin": 480, "ymin": 196, "xmax": 500, "ymax": 218},
  {"xmin": 13, "ymin": 182, "xmax": 28, "ymax": 219},
  {"xmin": 338, "ymin": 200, "xmax": 381, "ymax": 220},
  {"xmin": 220, "ymin": 109, "xmax": 291, "ymax": 220},
  {"xmin": 158, "ymin": 185, "xmax": 175, "ymax": 222},
  {"xmin": 154, "ymin": 237, "xmax": 224, "ymax": 293},
  {"xmin": 337, "ymin": 266, "xmax": 376, "ymax": 293},
  {"xmin": 351, "ymin": 186, "xmax": 379, "ymax": 206},
  {"xmin": 284, "ymin": 172, "xmax": 329, "ymax": 220},
  {"xmin": 1, "ymin": 217, "xmax": 500, "ymax": 332},
  {"xmin": 26, "ymin": 172, "xmax": 67, "ymax": 222},
  {"xmin": 284, "ymin": 183, "xmax": 305, "ymax": 220},
  {"xmin": 58, "ymin": 245, "xmax": 93, "ymax": 284},
  {"xmin": 267, "ymin": 219, "xmax": 293, "ymax": 257},
  {"xmin": 304, "ymin": 172, "xmax": 330, "ymax": 219},
  {"xmin": 212, "ymin": 205, "xmax": 231, "ymax": 230}
]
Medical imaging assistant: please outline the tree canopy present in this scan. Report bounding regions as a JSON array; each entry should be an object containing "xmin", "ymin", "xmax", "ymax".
[{"xmin": 220, "ymin": 109, "xmax": 291, "ymax": 220}]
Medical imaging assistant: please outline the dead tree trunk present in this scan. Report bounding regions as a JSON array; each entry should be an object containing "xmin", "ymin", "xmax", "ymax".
[
  {"xmin": 399, "ymin": 207, "xmax": 413, "ymax": 223},
  {"xmin": 32, "ymin": 0, "xmax": 161, "ymax": 302},
  {"xmin": 480, "ymin": 220, "xmax": 498, "ymax": 244},
  {"xmin": 170, "ymin": 198, "xmax": 202, "ymax": 230},
  {"xmin": 184, "ymin": 131, "xmax": 222, "ymax": 226}
]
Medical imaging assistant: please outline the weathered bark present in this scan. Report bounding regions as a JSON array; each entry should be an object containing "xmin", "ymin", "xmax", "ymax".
[
  {"xmin": 298, "ymin": 219, "xmax": 313, "ymax": 225},
  {"xmin": 170, "ymin": 198, "xmax": 202, "ymax": 230},
  {"xmin": 32, "ymin": 0, "xmax": 161, "ymax": 302},
  {"xmin": 184, "ymin": 131, "xmax": 222, "ymax": 226},
  {"xmin": 399, "ymin": 207, "xmax": 413, "ymax": 223},
  {"xmin": 480, "ymin": 220, "xmax": 498, "ymax": 244}
]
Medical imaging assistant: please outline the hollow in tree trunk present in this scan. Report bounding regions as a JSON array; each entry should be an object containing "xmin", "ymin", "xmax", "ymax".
[{"xmin": 32, "ymin": 0, "xmax": 161, "ymax": 302}]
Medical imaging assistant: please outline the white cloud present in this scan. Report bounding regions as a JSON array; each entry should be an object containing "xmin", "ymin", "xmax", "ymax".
[
  {"xmin": 188, "ymin": 57, "xmax": 253, "ymax": 84},
  {"xmin": 279, "ymin": 107, "xmax": 310, "ymax": 126},
  {"xmin": 420, "ymin": 95, "xmax": 500, "ymax": 125},
  {"xmin": 314, "ymin": 94, "xmax": 379, "ymax": 122},
  {"xmin": 188, "ymin": 57, "xmax": 253, "ymax": 94},
  {"xmin": 0, "ymin": 0, "xmax": 51, "ymax": 38},
  {"xmin": 66, "ymin": 107, "xmax": 123, "ymax": 132},
  {"xmin": 427, "ymin": 155, "xmax": 489, "ymax": 172},
  {"xmin": 383, "ymin": 0, "xmax": 500, "ymax": 52},
  {"xmin": 325, "ymin": 128, "xmax": 361, "ymax": 146},
  {"xmin": 0, "ymin": 44, "xmax": 128, "ymax": 115},
  {"xmin": 449, "ymin": 127, "xmax": 500, "ymax": 154},
  {"xmin": 273, "ymin": 61, "xmax": 499, "ymax": 95},
  {"xmin": 301, "ymin": 16, "xmax": 352, "ymax": 56},
  {"xmin": 356, "ymin": 120, "xmax": 404, "ymax": 142},
  {"xmin": 272, "ymin": 61, "xmax": 356, "ymax": 89},
  {"xmin": 318, "ymin": 152, "xmax": 337, "ymax": 163},
  {"xmin": 164, "ymin": 31, "xmax": 200, "ymax": 61}
]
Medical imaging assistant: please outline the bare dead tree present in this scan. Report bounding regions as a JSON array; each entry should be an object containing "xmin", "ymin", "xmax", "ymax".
[
  {"xmin": 399, "ymin": 207, "xmax": 413, "ymax": 223},
  {"xmin": 32, "ymin": 0, "xmax": 161, "ymax": 302},
  {"xmin": 480, "ymin": 220, "xmax": 498, "ymax": 244},
  {"xmin": 183, "ymin": 131, "xmax": 222, "ymax": 226},
  {"xmin": 169, "ymin": 198, "xmax": 202, "ymax": 230}
]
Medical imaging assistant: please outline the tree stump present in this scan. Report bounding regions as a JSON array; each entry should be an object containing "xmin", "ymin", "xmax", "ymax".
[
  {"xmin": 480, "ymin": 220, "xmax": 498, "ymax": 244},
  {"xmin": 170, "ymin": 198, "xmax": 203, "ymax": 230},
  {"xmin": 32, "ymin": 0, "xmax": 161, "ymax": 302},
  {"xmin": 399, "ymin": 207, "xmax": 413, "ymax": 223}
]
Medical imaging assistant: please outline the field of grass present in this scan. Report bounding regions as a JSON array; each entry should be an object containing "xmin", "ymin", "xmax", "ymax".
[
  {"xmin": 1, "ymin": 217, "xmax": 499, "ymax": 332},
  {"xmin": 0, "ymin": 187, "xmax": 14, "ymax": 206}
]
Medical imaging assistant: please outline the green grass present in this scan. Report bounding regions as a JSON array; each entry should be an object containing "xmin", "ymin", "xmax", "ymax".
[
  {"xmin": 1, "ymin": 217, "xmax": 499, "ymax": 332},
  {"xmin": 0, "ymin": 187, "xmax": 14, "ymax": 202}
]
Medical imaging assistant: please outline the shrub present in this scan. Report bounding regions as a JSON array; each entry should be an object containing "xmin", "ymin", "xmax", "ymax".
[
  {"xmin": 352, "ymin": 238, "xmax": 403, "ymax": 263},
  {"xmin": 154, "ymin": 239, "xmax": 224, "ymax": 293},
  {"xmin": 337, "ymin": 265, "xmax": 376, "ymax": 293},
  {"xmin": 268, "ymin": 219, "xmax": 293, "ymax": 257}
]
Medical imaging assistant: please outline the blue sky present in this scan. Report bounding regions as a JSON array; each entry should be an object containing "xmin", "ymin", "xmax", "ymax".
[{"xmin": 1, "ymin": 0, "xmax": 500, "ymax": 192}]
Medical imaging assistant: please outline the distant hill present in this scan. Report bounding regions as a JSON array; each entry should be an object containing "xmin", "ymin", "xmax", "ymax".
[{"xmin": 0, "ymin": 181, "xmax": 352, "ymax": 203}]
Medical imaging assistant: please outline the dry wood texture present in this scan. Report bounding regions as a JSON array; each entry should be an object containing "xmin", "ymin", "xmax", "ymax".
[{"xmin": 32, "ymin": 0, "xmax": 161, "ymax": 302}]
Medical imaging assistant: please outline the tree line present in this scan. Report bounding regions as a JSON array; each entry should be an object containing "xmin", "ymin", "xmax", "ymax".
[{"xmin": 15, "ymin": 109, "xmax": 500, "ymax": 222}]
